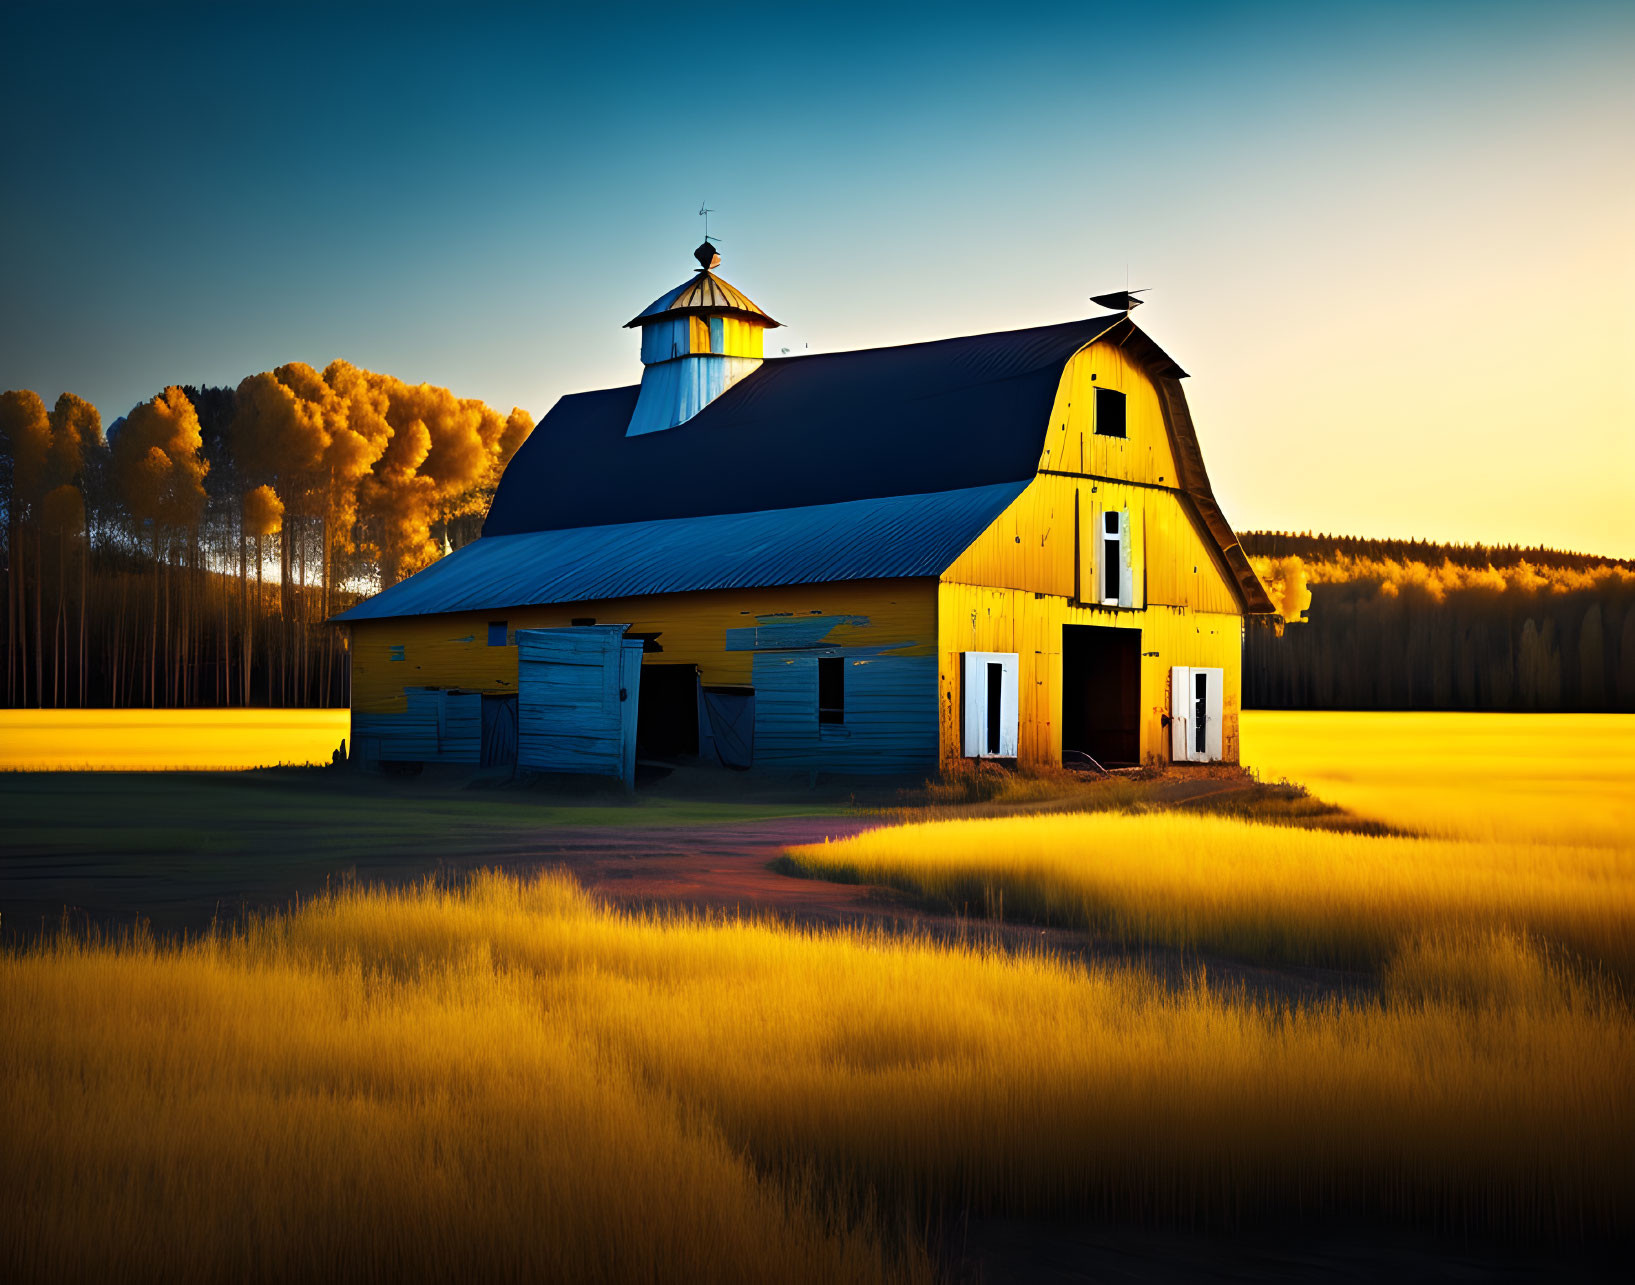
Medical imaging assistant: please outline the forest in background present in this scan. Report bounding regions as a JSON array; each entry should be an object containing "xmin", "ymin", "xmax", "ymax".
[
  {"xmin": 1245, "ymin": 532, "xmax": 1635, "ymax": 712},
  {"xmin": 7, "ymin": 384, "xmax": 1634, "ymax": 717},
  {"xmin": 0, "ymin": 370, "xmax": 531, "ymax": 709}
]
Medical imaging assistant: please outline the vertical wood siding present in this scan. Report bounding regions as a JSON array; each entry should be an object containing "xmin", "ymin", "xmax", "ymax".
[
  {"xmin": 752, "ymin": 652, "xmax": 938, "ymax": 774},
  {"xmin": 944, "ymin": 475, "xmax": 1238, "ymax": 615},
  {"xmin": 1035, "ymin": 341, "xmax": 1181, "ymax": 487},
  {"xmin": 937, "ymin": 586, "xmax": 1243, "ymax": 768},
  {"xmin": 354, "ymin": 688, "xmax": 482, "ymax": 764}
]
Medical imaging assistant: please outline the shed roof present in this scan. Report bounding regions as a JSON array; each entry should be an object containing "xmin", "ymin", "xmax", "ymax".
[
  {"xmin": 333, "ymin": 482, "xmax": 1029, "ymax": 623},
  {"xmin": 626, "ymin": 270, "xmax": 780, "ymax": 329}
]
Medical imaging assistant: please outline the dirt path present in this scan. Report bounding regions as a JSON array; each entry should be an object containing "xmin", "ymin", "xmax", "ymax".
[{"xmin": 475, "ymin": 815, "xmax": 1372, "ymax": 1005}]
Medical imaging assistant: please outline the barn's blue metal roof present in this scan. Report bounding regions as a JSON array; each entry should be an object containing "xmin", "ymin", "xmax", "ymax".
[{"xmin": 334, "ymin": 482, "xmax": 1028, "ymax": 623}]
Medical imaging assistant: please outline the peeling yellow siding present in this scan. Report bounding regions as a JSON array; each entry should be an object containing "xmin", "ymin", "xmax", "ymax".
[
  {"xmin": 943, "ymin": 475, "xmax": 1238, "ymax": 615},
  {"xmin": 349, "ymin": 579, "xmax": 937, "ymax": 715},
  {"xmin": 1036, "ymin": 342, "xmax": 1181, "ymax": 486},
  {"xmin": 937, "ymin": 585, "xmax": 1243, "ymax": 767}
]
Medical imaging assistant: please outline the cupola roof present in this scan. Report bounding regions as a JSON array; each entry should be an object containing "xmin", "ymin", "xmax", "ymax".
[{"xmin": 625, "ymin": 253, "xmax": 780, "ymax": 329}]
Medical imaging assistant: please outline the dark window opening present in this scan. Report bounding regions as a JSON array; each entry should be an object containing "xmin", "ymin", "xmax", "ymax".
[
  {"xmin": 1062, "ymin": 624, "xmax": 1141, "ymax": 768},
  {"xmin": 636, "ymin": 664, "xmax": 699, "ymax": 759},
  {"xmin": 570, "ymin": 617, "xmax": 596, "ymax": 627},
  {"xmin": 985, "ymin": 662, "xmax": 1003, "ymax": 755},
  {"xmin": 1094, "ymin": 386, "xmax": 1127, "ymax": 438},
  {"xmin": 818, "ymin": 656, "xmax": 845, "ymax": 724},
  {"xmin": 487, "ymin": 620, "xmax": 508, "ymax": 647},
  {"xmin": 1102, "ymin": 511, "xmax": 1121, "ymax": 604},
  {"xmin": 1194, "ymin": 671, "xmax": 1208, "ymax": 756}
]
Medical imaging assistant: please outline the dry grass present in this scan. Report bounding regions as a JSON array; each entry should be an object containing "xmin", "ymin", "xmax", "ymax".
[
  {"xmin": 0, "ymin": 709, "xmax": 350, "ymax": 771},
  {"xmin": 4, "ymin": 873, "xmax": 1633, "ymax": 1284},
  {"xmin": 786, "ymin": 810, "xmax": 1634, "ymax": 980},
  {"xmin": 792, "ymin": 715, "xmax": 1635, "ymax": 980},
  {"xmin": 1, "ymin": 879, "xmax": 915, "ymax": 1285}
]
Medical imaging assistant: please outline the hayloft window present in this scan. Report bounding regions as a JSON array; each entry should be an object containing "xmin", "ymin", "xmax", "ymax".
[
  {"xmin": 1094, "ymin": 387, "xmax": 1127, "ymax": 438},
  {"xmin": 487, "ymin": 621, "xmax": 508, "ymax": 647},
  {"xmin": 818, "ymin": 656, "xmax": 845, "ymax": 724},
  {"xmin": 1101, "ymin": 512, "xmax": 1123, "ymax": 605}
]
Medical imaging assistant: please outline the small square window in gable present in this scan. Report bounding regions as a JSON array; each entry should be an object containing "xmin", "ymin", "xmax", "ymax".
[{"xmin": 1094, "ymin": 387, "xmax": 1127, "ymax": 438}]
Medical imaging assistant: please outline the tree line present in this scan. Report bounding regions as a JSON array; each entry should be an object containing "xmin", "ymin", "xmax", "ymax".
[
  {"xmin": 0, "ymin": 366, "xmax": 532, "ymax": 708},
  {"xmin": 1243, "ymin": 532, "xmax": 1635, "ymax": 712}
]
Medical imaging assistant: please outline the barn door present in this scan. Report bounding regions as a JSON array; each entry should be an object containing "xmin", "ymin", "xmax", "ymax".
[{"xmin": 516, "ymin": 625, "xmax": 643, "ymax": 788}]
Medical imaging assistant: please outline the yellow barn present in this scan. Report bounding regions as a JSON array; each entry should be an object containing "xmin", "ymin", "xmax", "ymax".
[{"xmin": 335, "ymin": 243, "xmax": 1275, "ymax": 782}]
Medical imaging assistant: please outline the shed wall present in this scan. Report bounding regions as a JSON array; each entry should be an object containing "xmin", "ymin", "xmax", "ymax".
[{"xmin": 349, "ymin": 578, "xmax": 938, "ymax": 774}]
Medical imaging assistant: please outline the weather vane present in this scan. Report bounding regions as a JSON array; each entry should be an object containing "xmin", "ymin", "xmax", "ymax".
[{"xmin": 698, "ymin": 201, "xmax": 719, "ymax": 244}]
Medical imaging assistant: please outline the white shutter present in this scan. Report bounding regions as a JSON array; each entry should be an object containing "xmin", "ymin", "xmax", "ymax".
[
  {"xmin": 1170, "ymin": 666, "xmax": 1191, "ymax": 762},
  {"xmin": 1118, "ymin": 510, "xmax": 1134, "ymax": 608},
  {"xmin": 962, "ymin": 652, "xmax": 1020, "ymax": 758},
  {"xmin": 962, "ymin": 653, "xmax": 984, "ymax": 757},
  {"xmin": 1200, "ymin": 667, "xmax": 1224, "ymax": 762}
]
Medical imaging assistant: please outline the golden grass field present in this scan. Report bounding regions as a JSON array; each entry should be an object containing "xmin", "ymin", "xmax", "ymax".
[
  {"xmin": 3, "ymin": 712, "xmax": 1633, "ymax": 1280},
  {"xmin": 791, "ymin": 713, "xmax": 1635, "ymax": 972},
  {"xmin": 5, "ymin": 875, "xmax": 1631, "ymax": 1283},
  {"xmin": 0, "ymin": 709, "xmax": 350, "ymax": 771}
]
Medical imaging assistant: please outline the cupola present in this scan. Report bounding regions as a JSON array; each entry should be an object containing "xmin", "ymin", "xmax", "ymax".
[{"xmin": 623, "ymin": 241, "xmax": 779, "ymax": 436}]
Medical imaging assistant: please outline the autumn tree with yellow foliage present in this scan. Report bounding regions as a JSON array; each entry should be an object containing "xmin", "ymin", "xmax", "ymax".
[{"xmin": 0, "ymin": 366, "xmax": 531, "ymax": 708}]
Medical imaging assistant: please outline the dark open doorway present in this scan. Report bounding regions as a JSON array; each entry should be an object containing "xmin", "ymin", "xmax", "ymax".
[
  {"xmin": 636, "ymin": 664, "xmax": 699, "ymax": 759},
  {"xmin": 1062, "ymin": 625, "xmax": 1141, "ymax": 768},
  {"xmin": 480, "ymin": 694, "xmax": 518, "ymax": 768}
]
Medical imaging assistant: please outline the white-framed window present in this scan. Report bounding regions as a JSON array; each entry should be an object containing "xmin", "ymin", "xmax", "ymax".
[
  {"xmin": 961, "ymin": 652, "xmax": 1019, "ymax": 758},
  {"xmin": 1079, "ymin": 495, "xmax": 1138, "ymax": 610},
  {"xmin": 1170, "ymin": 666, "xmax": 1224, "ymax": 763},
  {"xmin": 1101, "ymin": 511, "xmax": 1122, "ymax": 605}
]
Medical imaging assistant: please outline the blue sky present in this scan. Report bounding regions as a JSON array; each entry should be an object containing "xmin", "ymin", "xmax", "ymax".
[{"xmin": 3, "ymin": 1, "xmax": 1632, "ymax": 554}]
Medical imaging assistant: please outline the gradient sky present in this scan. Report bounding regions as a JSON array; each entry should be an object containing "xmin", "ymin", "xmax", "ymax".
[{"xmin": 4, "ymin": 1, "xmax": 1632, "ymax": 556}]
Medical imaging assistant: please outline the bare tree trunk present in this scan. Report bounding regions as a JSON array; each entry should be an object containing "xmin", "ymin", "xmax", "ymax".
[
  {"xmin": 53, "ymin": 532, "xmax": 65, "ymax": 708},
  {"xmin": 34, "ymin": 525, "xmax": 44, "ymax": 707},
  {"xmin": 6, "ymin": 514, "xmax": 17, "ymax": 706},
  {"xmin": 279, "ymin": 517, "xmax": 291, "ymax": 708},
  {"xmin": 255, "ymin": 534, "xmax": 265, "ymax": 707},
  {"xmin": 297, "ymin": 522, "xmax": 306, "ymax": 705},
  {"xmin": 240, "ymin": 524, "xmax": 249, "ymax": 706},
  {"xmin": 151, "ymin": 527, "xmax": 160, "ymax": 708},
  {"xmin": 79, "ymin": 529, "xmax": 87, "ymax": 707}
]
